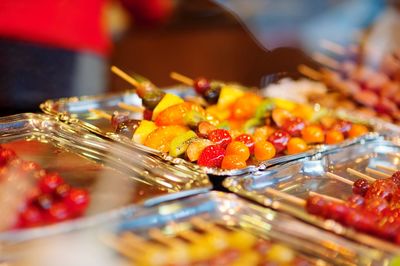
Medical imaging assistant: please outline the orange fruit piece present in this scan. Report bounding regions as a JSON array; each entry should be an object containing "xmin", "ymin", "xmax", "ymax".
[
  {"xmin": 225, "ymin": 141, "xmax": 250, "ymax": 161},
  {"xmin": 287, "ymin": 138, "xmax": 308, "ymax": 155},
  {"xmin": 230, "ymin": 92, "xmax": 263, "ymax": 120},
  {"xmin": 301, "ymin": 125, "xmax": 325, "ymax": 144},
  {"xmin": 348, "ymin": 124, "xmax": 369, "ymax": 138},
  {"xmin": 254, "ymin": 140, "xmax": 276, "ymax": 161},
  {"xmin": 155, "ymin": 102, "xmax": 206, "ymax": 126},
  {"xmin": 253, "ymin": 126, "xmax": 275, "ymax": 143},
  {"xmin": 221, "ymin": 155, "xmax": 247, "ymax": 170},
  {"xmin": 144, "ymin": 125, "xmax": 188, "ymax": 152},
  {"xmin": 325, "ymin": 130, "xmax": 344, "ymax": 145}
]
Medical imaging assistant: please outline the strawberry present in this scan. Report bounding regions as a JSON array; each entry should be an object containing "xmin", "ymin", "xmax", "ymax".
[
  {"xmin": 208, "ymin": 129, "xmax": 232, "ymax": 148},
  {"xmin": 197, "ymin": 145, "xmax": 225, "ymax": 168},
  {"xmin": 235, "ymin": 134, "xmax": 255, "ymax": 154}
]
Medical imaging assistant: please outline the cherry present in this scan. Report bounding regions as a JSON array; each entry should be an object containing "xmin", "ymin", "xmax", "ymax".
[
  {"xmin": 281, "ymin": 117, "xmax": 305, "ymax": 137},
  {"xmin": 352, "ymin": 178, "xmax": 370, "ymax": 196},
  {"xmin": 48, "ymin": 202, "xmax": 70, "ymax": 222},
  {"xmin": 305, "ymin": 195, "xmax": 327, "ymax": 215},
  {"xmin": 19, "ymin": 206, "xmax": 43, "ymax": 227},
  {"xmin": 35, "ymin": 194, "xmax": 53, "ymax": 210},
  {"xmin": 267, "ymin": 130, "xmax": 290, "ymax": 153},
  {"xmin": 193, "ymin": 77, "xmax": 211, "ymax": 95},
  {"xmin": 364, "ymin": 197, "xmax": 389, "ymax": 216},
  {"xmin": 65, "ymin": 188, "xmax": 90, "ymax": 215},
  {"xmin": 365, "ymin": 179, "xmax": 397, "ymax": 201},
  {"xmin": 235, "ymin": 134, "xmax": 255, "ymax": 154},
  {"xmin": 39, "ymin": 173, "xmax": 64, "ymax": 193},
  {"xmin": 54, "ymin": 183, "xmax": 71, "ymax": 199},
  {"xmin": 203, "ymin": 87, "xmax": 221, "ymax": 104}
]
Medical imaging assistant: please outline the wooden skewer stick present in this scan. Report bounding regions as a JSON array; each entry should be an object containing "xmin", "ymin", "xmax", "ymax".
[
  {"xmin": 326, "ymin": 172, "xmax": 354, "ymax": 185},
  {"xmin": 312, "ymin": 52, "xmax": 341, "ymax": 69},
  {"xmin": 148, "ymin": 229, "xmax": 184, "ymax": 247},
  {"xmin": 117, "ymin": 102, "xmax": 144, "ymax": 113},
  {"xmin": 190, "ymin": 218, "xmax": 226, "ymax": 235},
  {"xmin": 346, "ymin": 168, "xmax": 376, "ymax": 183},
  {"xmin": 177, "ymin": 228, "xmax": 202, "ymax": 243},
  {"xmin": 111, "ymin": 66, "xmax": 142, "ymax": 88},
  {"xmin": 89, "ymin": 109, "xmax": 111, "ymax": 120},
  {"xmin": 376, "ymin": 164, "xmax": 398, "ymax": 173},
  {"xmin": 365, "ymin": 167, "xmax": 391, "ymax": 178},
  {"xmin": 309, "ymin": 191, "xmax": 345, "ymax": 204},
  {"xmin": 170, "ymin": 72, "xmax": 194, "ymax": 86},
  {"xmin": 297, "ymin": 64, "xmax": 323, "ymax": 81},
  {"xmin": 100, "ymin": 234, "xmax": 140, "ymax": 261},
  {"xmin": 265, "ymin": 188, "xmax": 306, "ymax": 206},
  {"xmin": 319, "ymin": 39, "xmax": 347, "ymax": 56}
]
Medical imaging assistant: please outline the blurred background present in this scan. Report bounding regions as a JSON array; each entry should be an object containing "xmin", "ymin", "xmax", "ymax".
[{"xmin": 0, "ymin": 0, "xmax": 396, "ymax": 114}]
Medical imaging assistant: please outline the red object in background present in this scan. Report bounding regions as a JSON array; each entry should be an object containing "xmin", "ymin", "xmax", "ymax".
[
  {"xmin": 121, "ymin": 0, "xmax": 176, "ymax": 27},
  {"xmin": 0, "ymin": 0, "xmax": 110, "ymax": 55}
]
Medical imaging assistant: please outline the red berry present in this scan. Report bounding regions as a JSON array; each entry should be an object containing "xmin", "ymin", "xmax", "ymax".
[
  {"xmin": 197, "ymin": 145, "xmax": 225, "ymax": 168},
  {"xmin": 352, "ymin": 178, "xmax": 370, "ymax": 196},
  {"xmin": 208, "ymin": 129, "xmax": 232, "ymax": 148},
  {"xmin": 35, "ymin": 194, "xmax": 54, "ymax": 210},
  {"xmin": 143, "ymin": 109, "xmax": 153, "ymax": 120},
  {"xmin": 65, "ymin": 188, "xmax": 90, "ymax": 215},
  {"xmin": 54, "ymin": 183, "xmax": 71, "ymax": 199},
  {"xmin": 193, "ymin": 77, "xmax": 211, "ymax": 95},
  {"xmin": 39, "ymin": 173, "xmax": 64, "ymax": 193},
  {"xmin": 305, "ymin": 195, "xmax": 327, "ymax": 215},
  {"xmin": 391, "ymin": 171, "xmax": 400, "ymax": 186},
  {"xmin": 364, "ymin": 197, "xmax": 389, "ymax": 216},
  {"xmin": 327, "ymin": 202, "xmax": 350, "ymax": 222},
  {"xmin": 0, "ymin": 148, "xmax": 16, "ymax": 167},
  {"xmin": 19, "ymin": 206, "xmax": 43, "ymax": 227},
  {"xmin": 48, "ymin": 202, "xmax": 70, "ymax": 222},
  {"xmin": 235, "ymin": 134, "xmax": 255, "ymax": 154},
  {"xmin": 346, "ymin": 194, "xmax": 365, "ymax": 208},
  {"xmin": 267, "ymin": 130, "xmax": 290, "ymax": 153},
  {"xmin": 281, "ymin": 117, "xmax": 305, "ymax": 137},
  {"xmin": 365, "ymin": 179, "xmax": 397, "ymax": 201}
]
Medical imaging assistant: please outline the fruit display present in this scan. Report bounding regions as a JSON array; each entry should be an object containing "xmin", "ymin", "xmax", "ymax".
[
  {"xmin": 0, "ymin": 144, "xmax": 90, "ymax": 230},
  {"xmin": 88, "ymin": 67, "xmax": 372, "ymax": 171},
  {"xmin": 103, "ymin": 218, "xmax": 311, "ymax": 266}
]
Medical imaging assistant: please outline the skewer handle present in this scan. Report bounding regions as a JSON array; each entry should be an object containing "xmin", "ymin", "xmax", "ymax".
[
  {"xmin": 326, "ymin": 172, "xmax": 354, "ymax": 185},
  {"xmin": 309, "ymin": 191, "xmax": 345, "ymax": 204},
  {"xmin": 346, "ymin": 168, "xmax": 376, "ymax": 183},
  {"xmin": 265, "ymin": 188, "xmax": 306, "ymax": 206},
  {"xmin": 170, "ymin": 72, "xmax": 194, "ymax": 86},
  {"xmin": 111, "ymin": 66, "xmax": 142, "ymax": 88}
]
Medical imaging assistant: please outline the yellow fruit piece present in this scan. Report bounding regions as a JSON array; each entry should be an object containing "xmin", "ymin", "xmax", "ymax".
[
  {"xmin": 152, "ymin": 93, "xmax": 184, "ymax": 120},
  {"xmin": 144, "ymin": 125, "xmax": 188, "ymax": 152},
  {"xmin": 265, "ymin": 244, "xmax": 295, "ymax": 264},
  {"xmin": 231, "ymin": 250, "xmax": 260, "ymax": 266},
  {"xmin": 292, "ymin": 104, "xmax": 314, "ymax": 121},
  {"xmin": 270, "ymin": 98, "xmax": 297, "ymax": 111},
  {"xmin": 217, "ymin": 85, "xmax": 244, "ymax": 110},
  {"xmin": 206, "ymin": 105, "xmax": 230, "ymax": 121},
  {"xmin": 228, "ymin": 230, "xmax": 257, "ymax": 251},
  {"xmin": 132, "ymin": 120, "xmax": 158, "ymax": 144}
]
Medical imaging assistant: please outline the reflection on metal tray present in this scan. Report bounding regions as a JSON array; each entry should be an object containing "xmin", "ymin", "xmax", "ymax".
[
  {"xmin": 2, "ymin": 192, "xmax": 392, "ymax": 266},
  {"xmin": 224, "ymin": 138, "xmax": 400, "ymax": 254},
  {"xmin": 0, "ymin": 113, "xmax": 211, "ymax": 244},
  {"xmin": 40, "ymin": 89, "xmax": 400, "ymax": 176}
]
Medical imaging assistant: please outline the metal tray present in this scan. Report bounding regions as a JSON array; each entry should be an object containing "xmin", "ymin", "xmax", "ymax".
[
  {"xmin": 40, "ymin": 89, "xmax": 400, "ymax": 176},
  {"xmin": 0, "ymin": 113, "xmax": 211, "ymax": 244},
  {"xmin": 2, "ymin": 192, "xmax": 392, "ymax": 265},
  {"xmin": 224, "ymin": 138, "xmax": 400, "ymax": 253}
]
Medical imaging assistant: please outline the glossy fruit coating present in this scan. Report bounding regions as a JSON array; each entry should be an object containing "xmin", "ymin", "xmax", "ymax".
[
  {"xmin": 225, "ymin": 141, "xmax": 250, "ymax": 161},
  {"xmin": 286, "ymin": 138, "xmax": 308, "ymax": 155},
  {"xmin": 152, "ymin": 93, "xmax": 184, "ymax": 120},
  {"xmin": 115, "ymin": 119, "xmax": 141, "ymax": 139},
  {"xmin": 133, "ymin": 120, "xmax": 157, "ymax": 144},
  {"xmin": 221, "ymin": 155, "xmax": 247, "ymax": 170},
  {"xmin": 48, "ymin": 202, "xmax": 70, "ymax": 222},
  {"xmin": 65, "ymin": 188, "xmax": 90, "ymax": 215},
  {"xmin": 352, "ymin": 178, "xmax": 370, "ymax": 196},
  {"xmin": 325, "ymin": 130, "xmax": 344, "ymax": 145},
  {"xmin": 365, "ymin": 179, "xmax": 397, "ymax": 201},
  {"xmin": 235, "ymin": 134, "xmax": 255, "ymax": 154},
  {"xmin": 197, "ymin": 145, "xmax": 225, "ymax": 168},
  {"xmin": 301, "ymin": 125, "xmax": 324, "ymax": 144},
  {"xmin": 305, "ymin": 195, "xmax": 326, "ymax": 215},
  {"xmin": 348, "ymin": 124, "xmax": 369, "ymax": 138},
  {"xmin": 267, "ymin": 130, "xmax": 290, "ymax": 153},
  {"xmin": 155, "ymin": 102, "xmax": 191, "ymax": 126},
  {"xmin": 208, "ymin": 129, "xmax": 232, "ymax": 148},
  {"xmin": 392, "ymin": 171, "xmax": 400, "ymax": 186},
  {"xmin": 230, "ymin": 93, "xmax": 263, "ymax": 120},
  {"xmin": 55, "ymin": 183, "xmax": 71, "ymax": 199},
  {"xmin": 204, "ymin": 86, "xmax": 221, "ymax": 105},
  {"xmin": 0, "ymin": 148, "xmax": 16, "ymax": 167},
  {"xmin": 281, "ymin": 117, "xmax": 305, "ymax": 137},
  {"xmin": 217, "ymin": 85, "xmax": 244, "ymax": 109},
  {"xmin": 332, "ymin": 120, "xmax": 352, "ymax": 135},
  {"xmin": 193, "ymin": 77, "xmax": 211, "ymax": 94},
  {"xmin": 186, "ymin": 139, "xmax": 213, "ymax": 162},
  {"xmin": 111, "ymin": 112, "xmax": 130, "ymax": 130},
  {"xmin": 144, "ymin": 125, "xmax": 188, "ymax": 152},
  {"xmin": 169, "ymin": 130, "xmax": 198, "ymax": 157},
  {"xmin": 254, "ymin": 140, "xmax": 276, "ymax": 161},
  {"xmin": 39, "ymin": 173, "xmax": 64, "ymax": 194},
  {"xmin": 19, "ymin": 206, "xmax": 43, "ymax": 227},
  {"xmin": 197, "ymin": 121, "xmax": 217, "ymax": 137},
  {"xmin": 253, "ymin": 126, "xmax": 275, "ymax": 143}
]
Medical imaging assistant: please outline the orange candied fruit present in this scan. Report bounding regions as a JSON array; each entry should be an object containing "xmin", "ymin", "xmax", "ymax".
[
  {"xmin": 348, "ymin": 124, "xmax": 369, "ymax": 138},
  {"xmin": 221, "ymin": 155, "xmax": 247, "ymax": 170},
  {"xmin": 287, "ymin": 138, "xmax": 308, "ymax": 155},
  {"xmin": 301, "ymin": 125, "xmax": 324, "ymax": 144},
  {"xmin": 325, "ymin": 130, "xmax": 344, "ymax": 145},
  {"xmin": 253, "ymin": 126, "xmax": 275, "ymax": 143},
  {"xmin": 254, "ymin": 140, "xmax": 276, "ymax": 161},
  {"xmin": 225, "ymin": 141, "xmax": 250, "ymax": 161},
  {"xmin": 230, "ymin": 92, "xmax": 263, "ymax": 120}
]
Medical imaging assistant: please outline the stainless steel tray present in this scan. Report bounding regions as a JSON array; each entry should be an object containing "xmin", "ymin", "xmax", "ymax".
[
  {"xmin": 224, "ymin": 138, "xmax": 400, "ymax": 253},
  {"xmin": 40, "ymin": 89, "xmax": 400, "ymax": 176},
  {"xmin": 0, "ymin": 113, "xmax": 211, "ymax": 244},
  {"xmin": 2, "ymin": 192, "xmax": 392, "ymax": 265}
]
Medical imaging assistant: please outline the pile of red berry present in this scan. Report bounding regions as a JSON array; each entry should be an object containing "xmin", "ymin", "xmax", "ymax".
[
  {"xmin": 306, "ymin": 171, "xmax": 400, "ymax": 243},
  {"xmin": 0, "ymin": 145, "xmax": 90, "ymax": 229}
]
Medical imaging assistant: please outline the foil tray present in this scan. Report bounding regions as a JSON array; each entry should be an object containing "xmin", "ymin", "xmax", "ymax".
[
  {"xmin": 1, "ymin": 192, "xmax": 391, "ymax": 266},
  {"xmin": 40, "ymin": 89, "xmax": 400, "ymax": 176},
  {"xmin": 0, "ymin": 113, "xmax": 211, "ymax": 245},
  {"xmin": 224, "ymin": 138, "xmax": 400, "ymax": 254}
]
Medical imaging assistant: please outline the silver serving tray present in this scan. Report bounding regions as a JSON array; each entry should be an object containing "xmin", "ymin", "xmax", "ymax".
[
  {"xmin": 0, "ymin": 113, "xmax": 211, "ymax": 245},
  {"xmin": 40, "ymin": 89, "xmax": 400, "ymax": 176},
  {"xmin": 2, "ymin": 192, "xmax": 391, "ymax": 265},
  {"xmin": 224, "ymin": 138, "xmax": 400, "ymax": 253}
]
